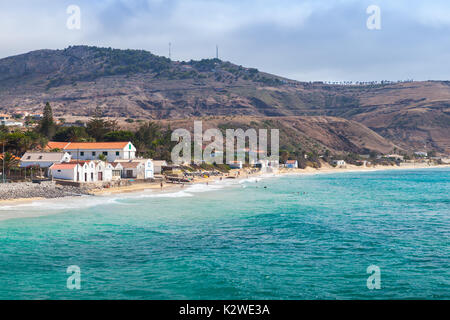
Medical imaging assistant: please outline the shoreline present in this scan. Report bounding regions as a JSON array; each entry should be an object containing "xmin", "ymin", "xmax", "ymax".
[{"xmin": 1, "ymin": 163, "xmax": 448, "ymax": 207}]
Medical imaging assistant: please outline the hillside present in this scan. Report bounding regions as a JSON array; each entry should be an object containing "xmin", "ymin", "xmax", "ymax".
[
  {"xmin": 0, "ymin": 46, "xmax": 449, "ymax": 154},
  {"xmin": 158, "ymin": 116, "xmax": 396, "ymax": 155}
]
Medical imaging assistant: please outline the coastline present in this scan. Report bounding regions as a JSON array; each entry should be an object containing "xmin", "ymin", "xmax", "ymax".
[{"xmin": 0, "ymin": 163, "xmax": 448, "ymax": 207}]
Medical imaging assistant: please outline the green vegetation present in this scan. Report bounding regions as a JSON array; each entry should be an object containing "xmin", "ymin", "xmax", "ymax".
[
  {"xmin": 37, "ymin": 102, "xmax": 56, "ymax": 139},
  {"xmin": 0, "ymin": 103, "xmax": 176, "ymax": 162}
]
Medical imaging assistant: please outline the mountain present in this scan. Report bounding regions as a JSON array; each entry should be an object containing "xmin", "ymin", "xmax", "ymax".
[
  {"xmin": 0, "ymin": 46, "xmax": 449, "ymax": 154},
  {"xmin": 159, "ymin": 116, "xmax": 397, "ymax": 155}
]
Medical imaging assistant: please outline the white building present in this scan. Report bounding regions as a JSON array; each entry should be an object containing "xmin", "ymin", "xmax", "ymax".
[
  {"xmin": 153, "ymin": 160, "xmax": 168, "ymax": 174},
  {"xmin": 50, "ymin": 160, "xmax": 114, "ymax": 183},
  {"xmin": 50, "ymin": 163, "xmax": 80, "ymax": 181},
  {"xmin": 115, "ymin": 159, "xmax": 154, "ymax": 179},
  {"xmin": 46, "ymin": 141, "xmax": 137, "ymax": 162},
  {"xmin": 2, "ymin": 120, "xmax": 23, "ymax": 127},
  {"xmin": 228, "ymin": 161, "xmax": 243, "ymax": 169},
  {"xmin": 414, "ymin": 151, "xmax": 428, "ymax": 157},
  {"xmin": 386, "ymin": 154, "xmax": 404, "ymax": 161},
  {"xmin": 95, "ymin": 161, "xmax": 113, "ymax": 182},
  {"xmin": 285, "ymin": 160, "xmax": 298, "ymax": 169},
  {"xmin": 20, "ymin": 152, "xmax": 72, "ymax": 172},
  {"xmin": 333, "ymin": 160, "xmax": 346, "ymax": 167},
  {"xmin": 253, "ymin": 160, "xmax": 269, "ymax": 169}
]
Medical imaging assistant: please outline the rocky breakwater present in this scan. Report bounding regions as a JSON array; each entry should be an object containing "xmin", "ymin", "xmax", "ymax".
[{"xmin": 0, "ymin": 181, "xmax": 92, "ymax": 201}]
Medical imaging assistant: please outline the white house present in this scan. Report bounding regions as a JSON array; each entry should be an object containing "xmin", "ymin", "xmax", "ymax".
[
  {"xmin": 2, "ymin": 120, "xmax": 23, "ymax": 127},
  {"xmin": 20, "ymin": 152, "xmax": 72, "ymax": 177},
  {"xmin": 386, "ymin": 154, "xmax": 404, "ymax": 161},
  {"xmin": 50, "ymin": 163, "xmax": 80, "ymax": 181},
  {"xmin": 138, "ymin": 159, "xmax": 154, "ymax": 179},
  {"xmin": 153, "ymin": 160, "xmax": 168, "ymax": 174},
  {"xmin": 110, "ymin": 163, "xmax": 123, "ymax": 181},
  {"xmin": 253, "ymin": 160, "xmax": 269, "ymax": 169},
  {"xmin": 95, "ymin": 161, "xmax": 113, "ymax": 182},
  {"xmin": 46, "ymin": 141, "xmax": 137, "ymax": 162},
  {"xmin": 115, "ymin": 159, "xmax": 154, "ymax": 179},
  {"xmin": 50, "ymin": 160, "xmax": 117, "ymax": 183},
  {"xmin": 228, "ymin": 161, "xmax": 243, "ymax": 169},
  {"xmin": 332, "ymin": 160, "xmax": 346, "ymax": 167},
  {"xmin": 414, "ymin": 151, "xmax": 428, "ymax": 157},
  {"xmin": 285, "ymin": 160, "xmax": 298, "ymax": 169}
]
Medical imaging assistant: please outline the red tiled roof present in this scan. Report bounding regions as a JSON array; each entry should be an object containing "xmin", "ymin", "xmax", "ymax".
[
  {"xmin": 46, "ymin": 142, "xmax": 70, "ymax": 150},
  {"xmin": 51, "ymin": 163, "xmax": 78, "ymax": 170},
  {"xmin": 46, "ymin": 141, "xmax": 130, "ymax": 150}
]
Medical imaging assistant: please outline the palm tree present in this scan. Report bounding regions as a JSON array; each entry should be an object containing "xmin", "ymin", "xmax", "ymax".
[{"xmin": 0, "ymin": 152, "xmax": 19, "ymax": 181}]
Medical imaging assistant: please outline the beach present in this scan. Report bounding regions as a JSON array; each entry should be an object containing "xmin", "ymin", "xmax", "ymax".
[{"xmin": 1, "ymin": 162, "xmax": 448, "ymax": 206}]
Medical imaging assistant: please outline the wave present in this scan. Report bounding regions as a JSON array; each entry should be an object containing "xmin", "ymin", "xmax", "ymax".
[{"xmin": 0, "ymin": 195, "xmax": 124, "ymax": 212}]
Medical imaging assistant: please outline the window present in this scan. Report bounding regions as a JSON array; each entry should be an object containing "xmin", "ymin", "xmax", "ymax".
[
  {"xmin": 39, "ymin": 156, "xmax": 43, "ymax": 160},
  {"xmin": 27, "ymin": 156, "xmax": 31, "ymax": 160},
  {"xmin": 57, "ymin": 170, "xmax": 61, "ymax": 173},
  {"xmin": 92, "ymin": 152, "xmax": 96, "ymax": 156},
  {"xmin": 116, "ymin": 151, "xmax": 120, "ymax": 156},
  {"xmin": 80, "ymin": 152, "xmax": 84, "ymax": 156},
  {"xmin": 103, "ymin": 152, "xmax": 108, "ymax": 156}
]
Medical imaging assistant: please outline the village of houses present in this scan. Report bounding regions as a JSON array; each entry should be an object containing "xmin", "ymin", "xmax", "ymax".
[
  {"xmin": 1, "ymin": 111, "xmax": 448, "ymax": 202},
  {"xmin": 0, "ymin": 135, "xmax": 297, "ymax": 201},
  {"xmin": 0, "ymin": 137, "xmax": 300, "ymax": 201},
  {"xmin": 7, "ymin": 141, "xmax": 443, "ymax": 185}
]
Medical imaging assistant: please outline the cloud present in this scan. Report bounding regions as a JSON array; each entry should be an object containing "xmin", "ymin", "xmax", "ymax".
[{"xmin": 0, "ymin": 0, "xmax": 449, "ymax": 81}]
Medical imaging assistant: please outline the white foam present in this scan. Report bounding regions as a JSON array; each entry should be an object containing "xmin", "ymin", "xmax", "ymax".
[
  {"xmin": 118, "ymin": 190, "xmax": 194, "ymax": 199},
  {"xmin": 0, "ymin": 195, "xmax": 124, "ymax": 212}
]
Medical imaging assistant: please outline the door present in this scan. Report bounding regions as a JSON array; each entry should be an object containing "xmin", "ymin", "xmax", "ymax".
[
  {"xmin": 85, "ymin": 173, "xmax": 87, "ymax": 182},
  {"xmin": 98, "ymin": 172, "xmax": 103, "ymax": 181},
  {"xmin": 126, "ymin": 170, "xmax": 133, "ymax": 178}
]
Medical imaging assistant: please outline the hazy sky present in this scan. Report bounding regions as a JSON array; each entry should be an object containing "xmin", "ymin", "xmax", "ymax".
[{"xmin": 1, "ymin": 0, "xmax": 449, "ymax": 81}]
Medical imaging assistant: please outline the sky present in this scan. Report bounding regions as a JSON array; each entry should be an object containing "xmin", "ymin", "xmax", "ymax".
[{"xmin": 0, "ymin": 0, "xmax": 449, "ymax": 82}]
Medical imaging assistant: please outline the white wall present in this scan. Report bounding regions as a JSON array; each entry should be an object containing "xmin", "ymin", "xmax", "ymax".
[
  {"xmin": 66, "ymin": 145, "xmax": 136, "ymax": 162},
  {"xmin": 20, "ymin": 161, "xmax": 56, "ymax": 168},
  {"xmin": 51, "ymin": 167, "xmax": 76, "ymax": 181},
  {"xmin": 145, "ymin": 160, "xmax": 154, "ymax": 179}
]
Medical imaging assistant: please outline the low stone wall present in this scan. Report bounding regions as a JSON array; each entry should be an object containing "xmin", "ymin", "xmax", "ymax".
[{"xmin": 0, "ymin": 181, "xmax": 91, "ymax": 201}]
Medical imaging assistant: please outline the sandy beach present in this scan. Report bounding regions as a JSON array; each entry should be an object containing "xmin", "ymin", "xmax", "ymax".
[{"xmin": 1, "ymin": 163, "xmax": 448, "ymax": 206}]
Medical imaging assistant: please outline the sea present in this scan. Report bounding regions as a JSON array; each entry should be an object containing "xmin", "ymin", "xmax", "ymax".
[{"xmin": 0, "ymin": 168, "xmax": 448, "ymax": 300}]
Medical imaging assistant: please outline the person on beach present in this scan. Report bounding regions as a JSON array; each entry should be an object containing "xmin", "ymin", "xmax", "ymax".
[{"xmin": 160, "ymin": 182, "xmax": 163, "ymax": 189}]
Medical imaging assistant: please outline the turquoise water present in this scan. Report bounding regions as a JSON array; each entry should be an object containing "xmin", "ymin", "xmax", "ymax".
[{"xmin": 0, "ymin": 168, "xmax": 449, "ymax": 300}]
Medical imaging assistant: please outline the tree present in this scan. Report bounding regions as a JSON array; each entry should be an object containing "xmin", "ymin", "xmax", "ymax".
[
  {"xmin": 0, "ymin": 152, "xmax": 19, "ymax": 171},
  {"xmin": 54, "ymin": 126, "xmax": 91, "ymax": 142},
  {"xmin": 104, "ymin": 130, "xmax": 134, "ymax": 142},
  {"xmin": 86, "ymin": 106, "xmax": 117, "ymax": 141},
  {"xmin": 37, "ymin": 102, "xmax": 56, "ymax": 139}
]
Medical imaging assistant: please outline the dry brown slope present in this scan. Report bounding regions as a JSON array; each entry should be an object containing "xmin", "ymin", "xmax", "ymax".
[{"xmin": 158, "ymin": 116, "xmax": 397, "ymax": 155}]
